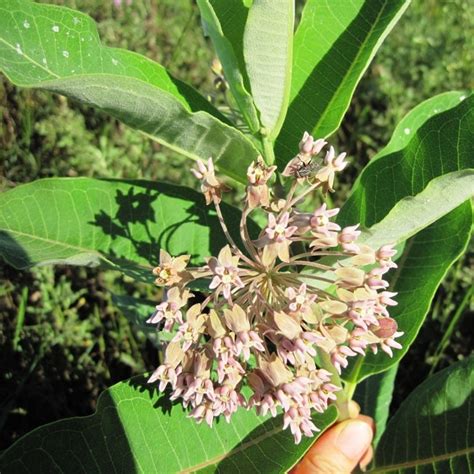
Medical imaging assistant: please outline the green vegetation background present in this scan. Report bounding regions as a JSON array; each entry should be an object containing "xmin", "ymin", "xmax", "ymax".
[{"xmin": 0, "ymin": 0, "xmax": 472, "ymax": 450}]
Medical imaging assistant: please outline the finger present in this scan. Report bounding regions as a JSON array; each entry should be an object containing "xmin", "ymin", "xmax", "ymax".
[
  {"xmin": 359, "ymin": 444, "xmax": 374, "ymax": 471},
  {"xmin": 348, "ymin": 400, "xmax": 360, "ymax": 419},
  {"xmin": 357, "ymin": 414, "xmax": 375, "ymax": 433},
  {"xmin": 291, "ymin": 417, "xmax": 374, "ymax": 474}
]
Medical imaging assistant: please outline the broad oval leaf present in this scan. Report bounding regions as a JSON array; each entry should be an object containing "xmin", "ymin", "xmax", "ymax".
[
  {"xmin": 276, "ymin": 0, "xmax": 410, "ymax": 165},
  {"xmin": 372, "ymin": 356, "xmax": 474, "ymax": 473},
  {"xmin": 0, "ymin": 178, "xmax": 250, "ymax": 276},
  {"xmin": 198, "ymin": 0, "xmax": 260, "ymax": 133},
  {"xmin": 0, "ymin": 375, "xmax": 338, "ymax": 473},
  {"xmin": 244, "ymin": 0, "xmax": 294, "ymax": 139},
  {"xmin": 0, "ymin": 0, "xmax": 259, "ymax": 182},
  {"xmin": 339, "ymin": 92, "xmax": 474, "ymax": 382},
  {"xmin": 354, "ymin": 364, "xmax": 398, "ymax": 448}
]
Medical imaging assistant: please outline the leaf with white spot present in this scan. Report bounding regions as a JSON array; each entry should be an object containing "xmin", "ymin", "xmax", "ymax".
[{"xmin": 0, "ymin": 0, "xmax": 259, "ymax": 182}]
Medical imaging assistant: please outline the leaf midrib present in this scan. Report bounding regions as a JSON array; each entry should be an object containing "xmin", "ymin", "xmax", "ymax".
[
  {"xmin": 370, "ymin": 446, "xmax": 474, "ymax": 472},
  {"xmin": 2, "ymin": 228, "xmax": 105, "ymax": 260},
  {"xmin": 0, "ymin": 36, "xmax": 59, "ymax": 78},
  {"xmin": 179, "ymin": 424, "xmax": 284, "ymax": 473}
]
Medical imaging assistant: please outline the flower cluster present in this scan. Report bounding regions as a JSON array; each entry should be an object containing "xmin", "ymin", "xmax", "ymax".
[{"xmin": 147, "ymin": 133, "xmax": 402, "ymax": 443}]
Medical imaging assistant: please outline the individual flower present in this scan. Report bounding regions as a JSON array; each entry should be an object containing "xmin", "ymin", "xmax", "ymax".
[
  {"xmin": 291, "ymin": 204, "xmax": 340, "ymax": 235},
  {"xmin": 153, "ymin": 249, "xmax": 191, "ymax": 286},
  {"xmin": 257, "ymin": 212, "xmax": 298, "ymax": 265},
  {"xmin": 315, "ymin": 146, "xmax": 348, "ymax": 192},
  {"xmin": 273, "ymin": 311, "xmax": 322, "ymax": 364},
  {"xmin": 207, "ymin": 245, "xmax": 245, "ymax": 300},
  {"xmin": 338, "ymin": 225, "xmax": 361, "ymax": 253},
  {"xmin": 338, "ymin": 287, "xmax": 379, "ymax": 330},
  {"xmin": 246, "ymin": 156, "xmax": 277, "ymax": 209},
  {"xmin": 298, "ymin": 132, "xmax": 327, "ymax": 160},
  {"xmin": 147, "ymin": 342, "xmax": 184, "ymax": 391},
  {"xmin": 376, "ymin": 244, "xmax": 398, "ymax": 268},
  {"xmin": 172, "ymin": 304, "xmax": 208, "ymax": 351},
  {"xmin": 282, "ymin": 132, "xmax": 326, "ymax": 181},
  {"xmin": 285, "ymin": 283, "xmax": 318, "ymax": 323},
  {"xmin": 223, "ymin": 305, "xmax": 265, "ymax": 360},
  {"xmin": 147, "ymin": 287, "xmax": 191, "ymax": 331},
  {"xmin": 191, "ymin": 157, "xmax": 228, "ymax": 205}
]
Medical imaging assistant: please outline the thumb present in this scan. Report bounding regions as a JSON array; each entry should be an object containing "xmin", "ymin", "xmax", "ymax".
[{"xmin": 291, "ymin": 416, "xmax": 374, "ymax": 474}]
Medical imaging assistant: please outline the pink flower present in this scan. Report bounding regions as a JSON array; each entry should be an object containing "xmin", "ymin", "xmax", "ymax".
[
  {"xmin": 223, "ymin": 305, "xmax": 265, "ymax": 360},
  {"xmin": 285, "ymin": 283, "xmax": 318, "ymax": 322},
  {"xmin": 147, "ymin": 287, "xmax": 191, "ymax": 331},
  {"xmin": 376, "ymin": 244, "xmax": 397, "ymax": 268},
  {"xmin": 298, "ymin": 131, "xmax": 327, "ymax": 159},
  {"xmin": 172, "ymin": 304, "xmax": 207, "ymax": 351},
  {"xmin": 366, "ymin": 267, "xmax": 390, "ymax": 290},
  {"xmin": 258, "ymin": 213, "xmax": 298, "ymax": 265},
  {"xmin": 152, "ymin": 249, "xmax": 190, "ymax": 286},
  {"xmin": 315, "ymin": 146, "xmax": 348, "ymax": 192},
  {"xmin": 213, "ymin": 384, "xmax": 246, "ymax": 422},
  {"xmin": 283, "ymin": 405, "xmax": 319, "ymax": 444},
  {"xmin": 331, "ymin": 345, "xmax": 357, "ymax": 374},
  {"xmin": 246, "ymin": 156, "xmax": 276, "ymax": 209},
  {"xmin": 148, "ymin": 342, "xmax": 184, "ymax": 391},
  {"xmin": 191, "ymin": 158, "xmax": 228, "ymax": 205},
  {"xmin": 208, "ymin": 246, "xmax": 244, "ymax": 300},
  {"xmin": 338, "ymin": 225, "xmax": 361, "ymax": 253}
]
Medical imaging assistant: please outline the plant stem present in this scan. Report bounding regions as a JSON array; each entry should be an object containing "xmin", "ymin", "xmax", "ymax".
[
  {"xmin": 261, "ymin": 135, "xmax": 275, "ymax": 166},
  {"xmin": 317, "ymin": 348, "xmax": 352, "ymax": 421}
]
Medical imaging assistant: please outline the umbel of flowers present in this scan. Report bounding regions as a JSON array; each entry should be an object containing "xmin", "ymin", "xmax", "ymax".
[{"xmin": 147, "ymin": 133, "xmax": 402, "ymax": 444}]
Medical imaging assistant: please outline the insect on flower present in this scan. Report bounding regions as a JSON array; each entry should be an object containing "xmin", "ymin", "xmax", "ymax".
[{"xmin": 293, "ymin": 157, "xmax": 321, "ymax": 179}]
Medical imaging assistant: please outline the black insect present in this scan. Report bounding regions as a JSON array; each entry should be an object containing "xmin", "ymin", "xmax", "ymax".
[{"xmin": 294, "ymin": 156, "xmax": 320, "ymax": 179}]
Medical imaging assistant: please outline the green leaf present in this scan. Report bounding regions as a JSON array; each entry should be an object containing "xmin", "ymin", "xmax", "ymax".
[
  {"xmin": 0, "ymin": 178, "xmax": 249, "ymax": 274},
  {"xmin": 244, "ymin": 0, "xmax": 294, "ymax": 139},
  {"xmin": 358, "ymin": 170, "xmax": 474, "ymax": 250},
  {"xmin": 276, "ymin": 0, "xmax": 410, "ymax": 165},
  {"xmin": 0, "ymin": 0, "xmax": 259, "ymax": 183},
  {"xmin": 372, "ymin": 356, "xmax": 474, "ymax": 473},
  {"xmin": 210, "ymin": 0, "xmax": 253, "ymax": 88},
  {"xmin": 354, "ymin": 364, "xmax": 398, "ymax": 447},
  {"xmin": 0, "ymin": 375, "xmax": 338, "ymax": 473},
  {"xmin": 339, "ymin": 92, "xmax": 474, "ymax": 382},
  {"xmin": 198, "ymin": 0, "xmax": 260, "ymax": 133}
]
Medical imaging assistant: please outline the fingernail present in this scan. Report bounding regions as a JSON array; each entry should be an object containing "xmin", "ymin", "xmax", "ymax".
[{"xmin": 336, "ymin": 420, "xmax": 373, "ymax": 460}]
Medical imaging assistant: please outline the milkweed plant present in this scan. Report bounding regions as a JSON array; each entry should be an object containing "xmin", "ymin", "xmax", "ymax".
[{"xmin": 0, "ymin": 0, "xmax": 472, "ymax": 472}]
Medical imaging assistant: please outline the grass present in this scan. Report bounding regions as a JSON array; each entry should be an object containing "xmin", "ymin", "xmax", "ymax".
[{"xmin": 0, "ymin": 0, "xmax": 472, "ymax": 450}]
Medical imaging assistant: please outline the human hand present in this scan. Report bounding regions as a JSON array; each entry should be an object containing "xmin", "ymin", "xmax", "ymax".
[{"xmin": 290, "ymin": 404, "xmax": 374, "ymax": 473}]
